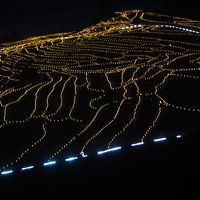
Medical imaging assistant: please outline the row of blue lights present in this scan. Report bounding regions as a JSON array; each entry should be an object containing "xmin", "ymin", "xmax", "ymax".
[
  {"xmin": 121, "ymin": 24, "xmax": 200, "ymax": 34},
  {"xmin": 0, "ymin": 135, "xmax": 182, "ymax": 176}
]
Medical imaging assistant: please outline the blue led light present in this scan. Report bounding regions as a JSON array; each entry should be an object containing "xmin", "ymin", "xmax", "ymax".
[
  {"xmin": 1, "ymin": 170, "xmax": 13, "ymax": 175},
  {"xmin": 154, "ymin": 137, "xmax": 167, "ymax": 142},
  {"xmin": 0, "ymin": 134, "xmax": 186, "ymax": 176},
  {"xmin": 21, "ymin": 166, "xmax": 34, "ymax": 171},
  {"xmin": 97, "ymin": 146, "xmax": 122, "ymax": 155},
  {"xmin": 80, "ymin": 152, "xmax": 88, "ymax": 158},
  {"xmin": 65, "ymin": 157, "xmax": 78, "ymax": 162},
  {"xmin": 131, "ymin": 141, "xmax": 144, "ymax": 147},
  {"xmin": 43, "ymin": 161, "xmax": 56, "ymax": 166}
]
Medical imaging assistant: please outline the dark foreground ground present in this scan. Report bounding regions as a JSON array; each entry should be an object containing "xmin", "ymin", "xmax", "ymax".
[{"xmin": 0, "ymin": 130, "xmax": 199, "ymax": 195}]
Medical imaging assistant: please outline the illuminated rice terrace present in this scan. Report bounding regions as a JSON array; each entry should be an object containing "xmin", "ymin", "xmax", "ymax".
[{"xmin": 0, "ymin": 10, "xmax": 200, "ymax": 172}]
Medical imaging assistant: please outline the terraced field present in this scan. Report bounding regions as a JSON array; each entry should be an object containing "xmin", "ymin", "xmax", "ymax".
[{"xmin": 0, "ymin": 10, "xmax": 200, "ymax": 172}]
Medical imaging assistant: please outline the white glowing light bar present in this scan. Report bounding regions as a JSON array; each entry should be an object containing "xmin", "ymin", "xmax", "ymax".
[
  {"xmin": 65, "ymin": 157, "xmax": 78, "ymax": 162},
  {"xmin": 97, "ymin": 146, "xmax": 122, "ymax": 155},
  {"xmin": 21, "ymin": 166, "xmax": 34, "ymax": 171},
  {"xmin": 43, "ymin": 161, "xmax": 56, "ymax": 166},
  {"xmin": 131, "ymin": 141, "xmax": 144, "ymax": 147},
  {"xmin": 154, "ymin": 137, "xmax": 167, "ymax": 142},
  {"xmin": 176, "ymin": 135, "xmax": 182, "ymax": 138},
  {"xmin": 1, "ymin": 170, "xmax": 13, "ymax": 175}
]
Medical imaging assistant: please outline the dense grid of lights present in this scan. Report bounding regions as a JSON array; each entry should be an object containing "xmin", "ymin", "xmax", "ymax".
[
  {"xmin": 0, "ymin": 10, "xmax": 200, "ymax": 171},
  {"xmin": 0, "ymin": 134, "xmax": 183, "ymax": 176}
]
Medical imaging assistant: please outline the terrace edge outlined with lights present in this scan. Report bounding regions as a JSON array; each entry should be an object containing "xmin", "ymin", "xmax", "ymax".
[{"xmin": 1, "ymin": 134, "xmax": 183, "ymax": 176}]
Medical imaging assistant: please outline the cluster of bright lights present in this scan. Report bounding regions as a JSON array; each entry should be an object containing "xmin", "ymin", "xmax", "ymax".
[
  {"xmin": 0, "ymin": 10, "xmax": 199, "ymax": 171},
  {"xmin": 122, "ymin": 24, "xmax": 199, "ymax": 34},
  {"xmin": 0, "ymin": 134, "xmax": 183, "ymax": 176}
]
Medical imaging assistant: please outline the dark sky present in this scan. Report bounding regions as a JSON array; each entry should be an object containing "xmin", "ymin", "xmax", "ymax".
[
  {"xmin": 1, "ymin": 0, "xmax": 199, "ymax": 16},
  {"xmin": 0, "ymin": 0, "xmax": 199, "ymax": 42}
]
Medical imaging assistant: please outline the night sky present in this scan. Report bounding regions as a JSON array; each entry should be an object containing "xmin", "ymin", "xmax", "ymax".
[{"xmin": 0, "ymin": 0, "xmax": 199, "ymax": 43}]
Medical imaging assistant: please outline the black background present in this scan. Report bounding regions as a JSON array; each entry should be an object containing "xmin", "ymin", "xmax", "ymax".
[{"xmin": 0, "ymin": 0, "xmax": 200, "ymax": 43}]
